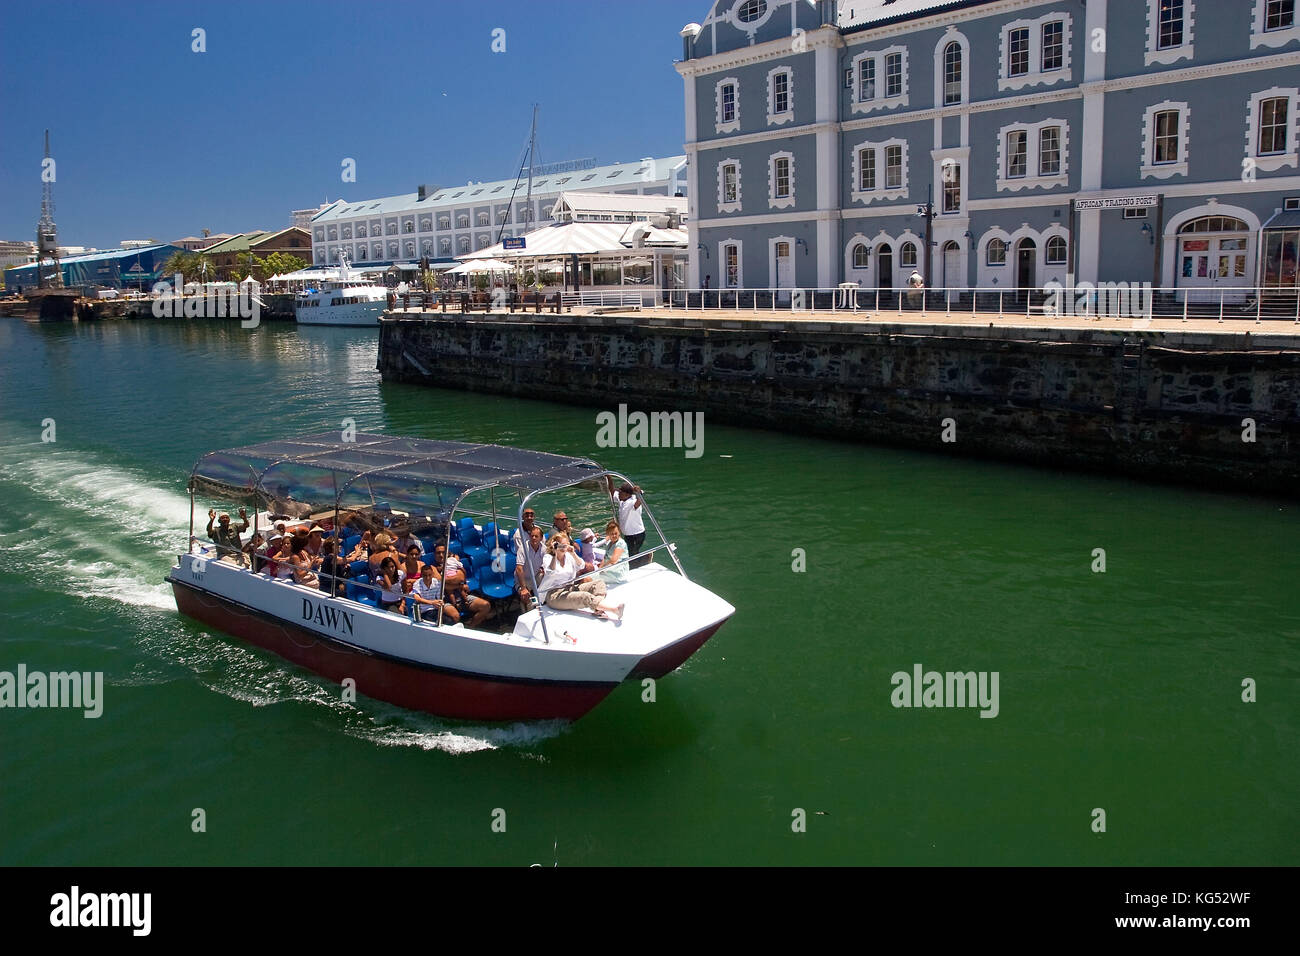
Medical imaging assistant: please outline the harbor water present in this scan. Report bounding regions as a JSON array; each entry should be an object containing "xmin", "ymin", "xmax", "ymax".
[{"xmin": 0, "ymin": 318, "xmax": 1295, "ymax": 865}]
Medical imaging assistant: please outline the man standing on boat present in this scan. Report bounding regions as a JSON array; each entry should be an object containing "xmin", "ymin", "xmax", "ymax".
[
  {"xmin": 207, "ymin": 508, "xmax": 249, "ymax": 561},
  {"xmin": 607, "ymin": 478, "xmax": 647, "ymax": 566}
]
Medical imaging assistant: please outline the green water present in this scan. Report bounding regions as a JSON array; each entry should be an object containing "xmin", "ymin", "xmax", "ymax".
[{"xmin": 0, "ymin": 317, "xmax": 1295, "ymax": 866}]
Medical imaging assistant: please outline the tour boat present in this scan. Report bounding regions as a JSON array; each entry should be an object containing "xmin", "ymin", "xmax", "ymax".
[
  {"xmin": 294, "ymin": 252, "xmax": 388, "ymax": 326},
  {"xmin": 167, "ymin": 432, "xmax": 733, "ymax": 721}
]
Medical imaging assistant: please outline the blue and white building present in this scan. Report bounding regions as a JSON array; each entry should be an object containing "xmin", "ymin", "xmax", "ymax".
[
  {"xmin": 308, "ymin": 156, "xmax": 687, "ymax": 271},
  {"xmin": 677, "ymin": 0, "xmax": 1300, "ymax": 296}
]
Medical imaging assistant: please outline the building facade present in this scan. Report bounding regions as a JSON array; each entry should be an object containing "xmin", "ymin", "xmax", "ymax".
[
  {"xmin": 0, "ymin": 240, "xmax": 36, "ymax": 271},
  {"xmin": 677, "ymin": 0, "xmax": 1300, "ymax": 296},
  {"xmin": 201, "ymin": 228, "xmax": 313, "ymax": 274},
  {"xmin": 309, "ymin": 156, "xmax": 688, "ymax": 269}
]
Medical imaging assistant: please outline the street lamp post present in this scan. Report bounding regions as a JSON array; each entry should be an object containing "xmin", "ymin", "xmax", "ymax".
[{"xmin": 917, "ymin": 184, "xmax": 935, "ymax": 285}]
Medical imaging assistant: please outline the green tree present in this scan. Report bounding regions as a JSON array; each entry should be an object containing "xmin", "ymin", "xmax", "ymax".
[
  {"xmin": 161, "ymin": 251, "xmax": 213, "ymax": 285},
  {"xmin": 262, "ymin": 252, "xmax": 309, "ymax": 278}
]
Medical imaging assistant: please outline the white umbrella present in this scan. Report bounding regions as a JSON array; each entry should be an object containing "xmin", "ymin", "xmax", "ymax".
[{"xmin": 447, "ymin": 258, "xmax": 515, "ymax": 275}]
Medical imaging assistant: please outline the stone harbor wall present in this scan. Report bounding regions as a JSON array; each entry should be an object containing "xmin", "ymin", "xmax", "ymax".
[{"xmin": 378, "ymin": 313, "xmax": 1300, "ymax": 496}]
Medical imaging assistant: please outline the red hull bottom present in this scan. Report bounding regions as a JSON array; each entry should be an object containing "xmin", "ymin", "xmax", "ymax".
[
  {"xmin": 631, "ymin": 622, "xmax": 724, "ymax": 679},
  {"xmin": 171, "ymin": 581, "xmax": 616, "ymax": 721}
]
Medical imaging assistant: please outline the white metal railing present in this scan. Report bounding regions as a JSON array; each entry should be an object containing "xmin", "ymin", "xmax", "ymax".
[
  {"xmin": 649, "ymin": 285, "xmax": 1300, "ymax": 323},
  {"xmin": 559, "ymin": 290, "xmax": 647, "ymax": 308}
]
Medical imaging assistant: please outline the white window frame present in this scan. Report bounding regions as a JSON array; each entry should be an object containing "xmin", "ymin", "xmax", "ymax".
[
  {"xmin": 851, "ymin": 137, "xmax": 909, "ymax": 205},
  {"xmin": 934, "ymin": 29, "xmax": 970, "ymax": 107},
  {"xmin": 1251, "ymin": 0, "xmax": 1300, "ymax": 48},
  {"xmin": 766, "ymin": 66, "xmax": 794, "ymax": 126},
  {"xmin": 942, "ymin": 164, "xmax": 962, "ymax": 214},
  {"xmin": 850, "ymin": 45, "xmax": 909, "ymax": 115},
  {"xmin": 768, "ymin": 151, "xmax": 795, "ymax": 210},
  {"xmin": 1045, "ymin": 235, "xmax": 1068, "ymax": 265},
  {"xmin": 719, "ymin": 239, "xmax": 743, "ymax": 289},
  {"xmin": 1246, "ymin": 87, "xmax": 1300, "ymax": 171},
  {"xmin": 715, "ymin": 77, "xmax": 740, "ymax": 134},
  {"xmin": 1141, "ymin": 101, "xmax": 1190, "ymax": 178},
  {"xmin": 717, "ymin": 158, "xmax": 743, "ymax": 214},
  {"xmin": 986, "ymin": 236, "xmax": 1009, "ymax": 266},
  {"xmin": 995, "ymin": 119, "xmax": 1070, "ymax": 192},
  {"xmin": 1146, "ymin": 0, "xmax": 1195, "ymax": 66},
  {"xmin": 845, "ymin": 234, "xmax": 873, "ymax": 277},
  {"xmin": 999, "ymin": 13, "xmax": 1072, "ymax": 91}
]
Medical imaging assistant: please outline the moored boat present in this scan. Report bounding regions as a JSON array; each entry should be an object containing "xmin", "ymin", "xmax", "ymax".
[
  {"xmin": 167, "ymin": 432, "xmax": 733, "ymax": 721},
  {"xmin": 294, "ymin": 252, "xmax": 387, "ymax": 326}
]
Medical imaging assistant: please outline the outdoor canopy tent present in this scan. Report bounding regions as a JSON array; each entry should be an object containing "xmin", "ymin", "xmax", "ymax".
[
  {"xmin": 446, "ymin": 258, "xmax": 515, "ymax": 275},
  {"xmin": 461, "ymin": 220, "xmax": 686, "ymax": 262},
  {"xmin": 189, "ymin": 431, "xmax": 605, "ymax": 518}
]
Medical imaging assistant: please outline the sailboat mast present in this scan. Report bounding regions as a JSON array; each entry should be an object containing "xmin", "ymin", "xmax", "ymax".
[{"xmin": 524, "ymin": 104, "xmax": 537, "ymax": 226}]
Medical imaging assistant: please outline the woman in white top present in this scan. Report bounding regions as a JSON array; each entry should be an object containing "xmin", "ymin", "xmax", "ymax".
[
  {"xmin": 598, "ymin": 520, "xmax": 628, "ymax": 586},
  {"xmin": 374, "ymin": 557, "xmax": 406, "ymax": 614},
  {"xmin": 539, "ymin": 534, "xmax": 624, "ymax": 619}
]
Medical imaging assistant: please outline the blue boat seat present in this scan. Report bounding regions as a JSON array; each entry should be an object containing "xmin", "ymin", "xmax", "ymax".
[{"xmin": 480, "ymin": 553, "xmax": 517, "ymax": 600}]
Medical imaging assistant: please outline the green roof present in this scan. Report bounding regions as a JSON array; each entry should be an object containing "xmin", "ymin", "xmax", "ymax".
[{"xmin": 200, "ymin": 231, "xmax": 267, "ymax": 255}]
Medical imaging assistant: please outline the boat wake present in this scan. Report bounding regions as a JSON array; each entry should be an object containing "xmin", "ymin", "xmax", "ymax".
[{"xmin": 0, "ymin": 440, "xmax": 569, "ymax": 755}]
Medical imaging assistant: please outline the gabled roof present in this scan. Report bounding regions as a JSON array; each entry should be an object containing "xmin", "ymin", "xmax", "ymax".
[
  {"xmin": 553, "ymin": 192, "xmax": 688, "ymax": 216},
  {"xmin": 200, "ymin": 232, "xmax": 267, "ymax": 255},
  {"xmin": 312, "ymin": 156, "xmax": 687, "ymax": 224},
  {"xmin": 249, "ymin": 227, "xmax": 311, "ymax": 249}
]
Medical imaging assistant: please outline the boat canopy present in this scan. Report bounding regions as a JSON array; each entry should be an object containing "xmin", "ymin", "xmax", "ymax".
[{"xmin": 188, "ymin": 431, "xmax": 604, "ymax": 515}]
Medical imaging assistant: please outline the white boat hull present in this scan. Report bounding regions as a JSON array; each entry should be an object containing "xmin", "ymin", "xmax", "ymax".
[{"xmin": 167, "ymin": 552, "xmax": 732, "ymax": 721}]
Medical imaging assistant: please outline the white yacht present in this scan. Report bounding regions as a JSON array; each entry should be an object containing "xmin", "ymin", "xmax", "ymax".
[{"xmin": 294, "ymin": 252, "xmax": 388, "ymax": 326}]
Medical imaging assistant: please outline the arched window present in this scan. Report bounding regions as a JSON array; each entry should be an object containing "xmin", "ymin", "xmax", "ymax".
[
  {"xmin": 853, "ymin": 243, "xmax": 870, "ymax": 268},
  {"xmin": 440, "ymin": 238, "xmax": 451, "ymax": 253},
  {"xmin": 420, "ymin": 218, "xmax": 431, "ymax": 231},
  {"xmin": 477, "ymin": 212, "xmax": 489, "ymax": 226},
  {"xmin": 900, "ymin": 241, "xmax": 918, "ymax": 267},
  {"xmin": 943, "ymin": 41, "xmax": 963, "ymax": 104},
  {"xmin": 457, "ymin": 214, "xmax": 469, "ymax": 228},
  {"xmin": 1046, "ymin": 236, "xmax": 1067, "ymax": 264},
  {"xmin": 987, "ymin": 238, "xmax": 1007, "ymax": 265},
  {"xmin": 1178, "ymin": 216, "xmax": 1249, "ymax": 234},
  {"xmin": 458, "ymin": 237, "xmax": 470, "ymax": 253}
]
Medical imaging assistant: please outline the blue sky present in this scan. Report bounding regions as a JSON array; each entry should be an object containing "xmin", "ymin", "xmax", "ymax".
[{"xmin": 0, "ymin": 0, "xmax": 706, "ymax": 249}]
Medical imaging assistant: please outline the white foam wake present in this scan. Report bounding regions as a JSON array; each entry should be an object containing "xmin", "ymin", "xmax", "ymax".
[{"xmin": 0, "ymin": 440, "xmax": 570, "ymax": 754}]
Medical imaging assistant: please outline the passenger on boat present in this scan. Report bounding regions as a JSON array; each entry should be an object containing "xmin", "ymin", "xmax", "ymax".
[
  {"xmin": 368, "ymin": 533, "xmax": 397, "ymax": 572},
  {"xmin": 538, "ymin": 533, "xmax": 624, "ymax": 620},
  {"xmin": 431, "ymin": 544, "xmax": 465, "ymax": 588},
  {"xmin": 598, "ymin": 521, "xmax": 628, "ymax": 585},
  {"xmin": 576, "ymin": 528, "xmax": 597, "ymax": 574},
  {"xmin": 271, "ymin": 536, "xmax": 296, "ymax": 580},
  {"xmin": 374, "ymin": 557, "xmax": 406, "ymax": 614},
  {"xmin": 515, "ymin": 524, "xmax": 546, "ymax": 608},
  {"xmin": 392, "ymin": 528, "xmax": 422, "ymax": 557},
  {"xmin": 346, "ymin": 531, "xmax": 373, "ymax": 562},
  {"xmin": 243, "ymin": 533, "xmax": 266, "ymax": 573},
  {"xmin": 318, "ymin": 540, "xmax": 345, "ymax": 597},
  {"xmin": 408, "ymin": 562, "xmax": 446, "ymax": 622},
  {"xmin": 443, "ymin": 575, "xmax": 490, "ymax": 628},
  {"xmin": 207, "ymin": 507, "xmax": 249, "ymax": 560},
  {"xmin": 512, "ymin": 507, "xmax": 540, "ymax": 554},
  {"xmin": 551, "ymin": 511, "xmax": 573, "ymax": 541},
  {"xmin": 607, "ymin": 478, "xmax": 648, "ymax": 567},
  {"xmin": 291, "ymin": 542, "xmax": 320, "ymax": 589},
  {"xmin": 401, "ymin": 544, "xmax": 426, "ymax": 581},
  {"xmin": 305, "ymin": 526, "xmax": 327, "ymax": 559}
]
